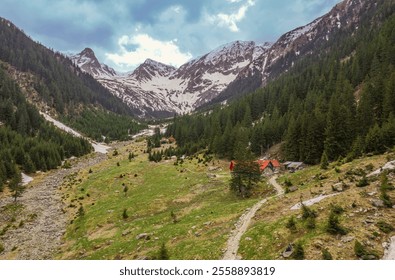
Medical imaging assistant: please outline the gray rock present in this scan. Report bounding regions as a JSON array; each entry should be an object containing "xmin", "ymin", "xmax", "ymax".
[
  {"xmin": 282, "ymin": 244, "xmax": 293, "ymax": 258},
  {"xmin": 371, "ymin": 199, "xmax": 384, "ymax": 208},
  {"xmin": 245, "ymin": 237, "xmax": 252, "ymax": 241},
  {"xmin": 341, "ymin": 235, "xmax": 355, "ymax": 243},
  {"xmin": 207, "ymin": 173, "xmax": 216, "ymax": 178},
  {"xmin": 136, "ymin": 233, "xmax": 150, "ymax": 240},
  {"xmin": 122, "ymin": 230, "xmax": 131, "ymax": 237},
  {"xmin": 332, "ymin": 183, "xmax": 344, "ymax": 192},
  {"xmin": 288, "ymin": 186, "xmax": 298, "ymax": 192}
]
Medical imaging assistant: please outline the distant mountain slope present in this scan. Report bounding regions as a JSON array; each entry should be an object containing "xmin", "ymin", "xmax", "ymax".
[
  {"xmin": 71, "ymin": 41, "xmax": 270, "ymax": 118},
  {"xmin": 71, "ymin": 0, "xmax": 378, "ymax": 118},
  {"xmin": 0, "ymin": 17, "xmax": 145, "ymax": 140},
  {"xmin": 0, "ymin": 17, "xmax": 133, "ymax": 117}
]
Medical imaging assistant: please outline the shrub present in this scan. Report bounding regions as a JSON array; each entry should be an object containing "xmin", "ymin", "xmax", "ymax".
[
  {"xmin": 0, "ymin": 243, "xmax": 4, "ymax": 253},
  {"xmin": 301, "ymin": 203, "xmax": 317, "ymax": 220},
  {"xmin": 322, "ymin": 248, "xmax": 333, "ymax": 260},
  {"xmin": 306, "ymin": 216, "xmax": 316, "ymax": 229},
  {"xmin": 330, "ymin": 204, "xmax": 344, "ymax": 215},
  {"xmin": 326, "ymin": 212, "xmax": 347, "ymax": 235},
  {"xmin": 376, "ymin": 221, "xmax": 394, "ymax": 233},
  {"xmin": 356, "ymin": 176, "xmax": 369, "ymax": 187},
  {"xmin": 77, "ymin": 206, "xmax": 85, "ymax": 217},
  {"xmin": 354, "ymin": 240, "xmax": 379, "ymax": 260},
  {"xmin": 292, "ymin": 242, "xmax": 305, "ymax": 260},
  {"xmin": 122, "ymin": 209, "xmax": 128, "ymax": 219},
  {"xmin": 158, "ymin": 243, "xmax": 169, "ymax": 260},
  {"xmin": 285, "ymin": 216, "xmax": 297, "ymax": 232}
]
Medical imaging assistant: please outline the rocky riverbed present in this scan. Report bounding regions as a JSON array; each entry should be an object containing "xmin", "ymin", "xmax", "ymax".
[{"xmin": 0, "ymin": 153, "xmax": 106, "ymax": 259}]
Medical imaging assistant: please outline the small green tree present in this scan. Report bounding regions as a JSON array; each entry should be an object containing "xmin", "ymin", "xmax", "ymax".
[
  {"xmin": 9, "ymin": 170, "xmax": 23, "ymax": 203},
  {"xmin": 285, "ymin": 216, "xmax": 297, "ymax": 232},
  {"xmin": 158, "ymin": 243, "xmax": 169, "ymax": 260},
  {"xmin": 322, "ymin": 248, "xmax": 333, "ymax": 260},
  {"xmin": 292, "ymin": 242, "xmax": 305, "ymax": 260},
  {"xmin": 320, "ymin": 151, "xmax": 329, "ymax": 169},
  {"xmin": 122, "ymin": 208, "xmax": 128, "ymax": 219}
]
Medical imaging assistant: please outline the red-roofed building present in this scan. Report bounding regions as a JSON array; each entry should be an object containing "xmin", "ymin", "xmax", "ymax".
[{"xmin": 257, "ymin": 159, "xmax": 281, "ymax": 174}]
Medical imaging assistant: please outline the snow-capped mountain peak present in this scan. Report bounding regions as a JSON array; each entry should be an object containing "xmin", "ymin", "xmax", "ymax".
[{"xmin": 71, "ymin": 48, "xmax": 117, "ymax": 79}]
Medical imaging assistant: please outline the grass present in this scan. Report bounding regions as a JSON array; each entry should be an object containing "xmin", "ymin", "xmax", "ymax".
[
  {"xmin": 239, "ymin": 153, "xmax": 395, "ymax": 260},
  {"xmin": 57, "ymin": 141, "xmax": 262, "ymax": 260}
]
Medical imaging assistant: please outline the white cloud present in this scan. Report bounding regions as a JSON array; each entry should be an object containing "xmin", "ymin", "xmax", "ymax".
[
  {"xmin": 209, "ymin": 0, "xmax": 255, "ymax": 32},
  {"xmin": 105, "ymin": 33, "xmax": 193, "ymax": 70}
]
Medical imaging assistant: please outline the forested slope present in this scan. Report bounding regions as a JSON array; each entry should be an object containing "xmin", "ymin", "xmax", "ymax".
[
  {"xmin": 166, "ymin": 0, "xmax": 395, "ymax": 164},
  {"xmin": 0, "ymin": 18, "xmax": 145, "ymax": 140},
  {"xmin": 0, "ymin": 66, "xmax": 92, "ymax": 192}
]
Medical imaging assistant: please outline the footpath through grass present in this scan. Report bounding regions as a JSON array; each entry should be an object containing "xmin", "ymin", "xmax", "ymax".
[{"xmin": 58, "ymin": 141, "xmax": 261, "ymax": 260}]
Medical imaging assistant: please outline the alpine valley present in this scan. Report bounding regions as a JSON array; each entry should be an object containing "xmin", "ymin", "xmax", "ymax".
[{"xmin": 1, "ymin": 0, "xmax": 395, "ymax": 262}]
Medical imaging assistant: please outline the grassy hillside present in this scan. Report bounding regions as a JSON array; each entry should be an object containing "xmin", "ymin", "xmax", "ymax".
[
  {"xmin": 57, "ymin": 141, "xmax": 272, "ymax": 260},
  {"xmin": 238, "ymin": 153, "xmax": 395, "ymax": 260}
]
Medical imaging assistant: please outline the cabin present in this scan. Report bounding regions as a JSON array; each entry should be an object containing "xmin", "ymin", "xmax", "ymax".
[
  {"xmin": 257, "ymin": 159, "xmax": 281, "ymax": 175},
  {"xmin": 283, "ymin": 161, "xmax": 304, "ymax": 172}
]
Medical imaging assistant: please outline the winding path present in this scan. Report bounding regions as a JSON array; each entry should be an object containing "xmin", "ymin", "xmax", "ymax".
[
  {"xmin": 222, "ymin": 175, "xmax": 284, "ymax": 260},
  {"xmin": 0, "ymin": 154, "xmax": 106, "ymax": 259}
]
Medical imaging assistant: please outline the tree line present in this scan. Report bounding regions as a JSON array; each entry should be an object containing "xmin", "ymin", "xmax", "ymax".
[
  {"xmin": 0, "ymin": 66, "xmax": 92, "ymax": 192},
  {"xmin": 166, "ymin": 2, "xmax": 395, "ymax": 165}
]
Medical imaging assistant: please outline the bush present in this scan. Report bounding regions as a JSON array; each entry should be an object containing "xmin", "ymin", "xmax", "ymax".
[
  {"xmin": 356, "ymin": 176, "xmax": 369, "ymax": 187},
  {"xmin": 326, "ymin": 212, "xmax": 347, "ymax": 235},
  {"xmin": 322, "ymin": 248, "xmax": 333, "ymax": 260},
  {"xmin": 122, "ymin": 209, "xmax": 128, "ymax": 219},
  {"xmin": 158, "ymin": 243, "xmax": 169, "ymax": 260},
  {"xmin": 330, "ymin": 204, "xmax": 344, "ymax": 215},
  {"xmin": 376, "ymin": 221, "xmax": 394, "ymax": 233},
  {"xmin": 285, "ymin": 216, "xmax": 297, "ymax": 232},
  {"xmin": 292, "ymin": 242, "xmax": 305, "ymax": 260},
  {"xmin": 0, "ymin": 243, "xmax": 4, "ymax": 253},
  {"xmin": 354, "ymin": 240, "xmax": 379, "ymax": 260},
  {"xmin": 301, "ymin": 203, "xmax": 317, "ymax": 220},
  {"xmin": 306, "ymin": 216, "xmax": 316, "ymax": 229}
]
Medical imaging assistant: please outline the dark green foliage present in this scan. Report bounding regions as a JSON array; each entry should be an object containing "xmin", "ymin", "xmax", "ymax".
[
  {"xmin": 165, "ymin": 4, "xmax": 395, "ymax": 163},
  {"xmin": 285, "ymin": 216, "xmax": 297, "ymax": 232},
  {"xmin": 376, "ymin": 221, "xmax": 394, "ymax": 233},
  {"xmin": 113, "ymin": 149, "xmax": 119, "ymax": 156},
  {"xmin": 292, "ymin": 242, "xmax": 305, "ymax": 260},
  {"xmin": 158, "ymin": 243, "xmax": 169, "ymax": 260},
  {"xmin": 0, "ymin": 67, "xmax": 92, "ymax": 193},
  {"xmin": 170, "ymin": 211, "xmax": 178, "ymax": 224},
  {"xmin": 320, "ymin": 151, "xmax": 329, "ymax": 169},
  {"xmin": 0, "ymin": 19, "xmax": 133, "ymax": 117},
  {"xmin": 380, "ymin": 190, "xmax": 393, "ymax": 208},
  {"xmin": 230, "ymin": 160, "xmax": 261, "ymax": 198},
  {"xmin": 77, "ymin": 206, "xmax": 85, "ymax": 217},
  {"xmin": 123, "ymin": 185, "xmax": 128, "ymax": 197},
  {"xmin": 330, "ymin": 204, "xmax": 344, "ymax": 215},
  {"xmin": 122, "ymin": 209, "xmax": 128, "ymax": 219},
  {"xmin": 356, "ymin": 176, "xmax": 369, "ymax": 187},
  {"xmin": 326, "ymin": 210, "xmax": 347, "ymax": 235},
  {"xmin": 0, "ymin": 243, "xmax": 4, "ymax": 253},
  {"xmin": 8, "ymin": 168, "xmax": 23, "ymax": 202},
  {"xmin": 354, "ymin": 240, "xmax": 379, "ymax": 260},
  {"xmin": 61, "ymin": 109, "xmax": 144, "ymax": 142},
  {"xmin": 301, "ymin": 203, "xmax": 317, "ymax": 220},
  {"xmin": 322, "ymin": 248, "xmax": 333, "ymax": 260}
]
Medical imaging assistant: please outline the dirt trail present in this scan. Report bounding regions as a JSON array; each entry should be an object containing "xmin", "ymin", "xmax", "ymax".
[
  {"xmin": 0, "ymin": 153, "xmax": 106, "ymax": 259},
  {"xmin": 222, "ymin": 175, "xmax": 283, "ymax": 260}
]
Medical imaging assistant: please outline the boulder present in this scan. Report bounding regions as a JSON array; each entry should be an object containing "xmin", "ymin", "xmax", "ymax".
[
  {"xmin": 332, "ymin": 183, "xmax": 344, "ymax": 192},
  {"xmin": 136, "ymin": 233, "xmax": 150, "ymax": 240},
  {"xmin": 282, "ymin": 244, "xmax": 293, "ymax": 258},
  {"xmin": 371, "ymin": 199, "xmax": 384, "ymax": 208},
  {"xmin": 341, "ymin": 235, "xmax": 355, "ymax": 243}
]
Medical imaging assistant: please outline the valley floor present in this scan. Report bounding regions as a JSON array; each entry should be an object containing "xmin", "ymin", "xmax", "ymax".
[{"xmin": 1, "ymin": 140, "xmax": 394, "ymax": 260}]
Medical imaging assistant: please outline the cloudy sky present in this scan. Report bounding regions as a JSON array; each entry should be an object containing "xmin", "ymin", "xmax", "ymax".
[{"xmin": 0, "ymin": 0, "xmax": 340, "ymax": 72}]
